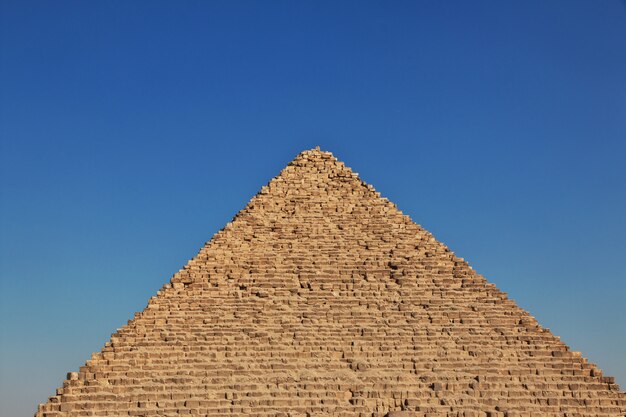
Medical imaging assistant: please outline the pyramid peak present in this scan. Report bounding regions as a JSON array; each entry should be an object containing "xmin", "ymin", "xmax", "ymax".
[
  {"xmin": 286, "ymin": 147, "xmax": 344, "ymax": 171},
  {"xmin": 297, "ymin": 146, "xmax": 334, "ymax": 158}
]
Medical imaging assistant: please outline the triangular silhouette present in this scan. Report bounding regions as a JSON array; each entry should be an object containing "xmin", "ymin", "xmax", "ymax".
[{"xmin": 37, "ymin": 148, "xmax": 625, "ymax": 416}]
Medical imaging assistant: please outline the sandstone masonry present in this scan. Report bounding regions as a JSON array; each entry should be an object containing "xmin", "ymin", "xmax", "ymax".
[{"xmin": 36, "ymin": 148, "xmax": 626, "ymax": 417}]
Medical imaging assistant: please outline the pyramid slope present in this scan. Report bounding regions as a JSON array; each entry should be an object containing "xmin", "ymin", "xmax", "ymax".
[{"xmin": 36, "ymin": 148, "xmax": 625, "ymax": 417}]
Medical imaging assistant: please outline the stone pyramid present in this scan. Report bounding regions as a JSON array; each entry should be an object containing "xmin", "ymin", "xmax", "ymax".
[{"xmin": 36, "ymin": 148, "xmax": 625, "ymax": 417}]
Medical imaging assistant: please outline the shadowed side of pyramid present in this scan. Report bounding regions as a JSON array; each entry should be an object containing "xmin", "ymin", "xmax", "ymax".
[{"xmin": 36, "ymin": 148, "xmax": 625, "ymax": 417}]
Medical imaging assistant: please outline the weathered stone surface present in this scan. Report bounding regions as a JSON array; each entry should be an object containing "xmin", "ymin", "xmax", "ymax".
[{"xmin": 35, "ymin": 148, "xmax": 625, "ymax": 416}]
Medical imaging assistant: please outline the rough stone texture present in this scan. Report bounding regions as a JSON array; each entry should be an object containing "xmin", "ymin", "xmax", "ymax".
[{"xmin": 36, "ymin": 148, "xmax": 625, "ymax": 416}]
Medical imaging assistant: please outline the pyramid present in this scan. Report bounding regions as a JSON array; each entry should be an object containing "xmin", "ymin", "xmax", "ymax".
[{"xmin": 36, "ymin": 148, "xmax": 625, "ymax": 417}]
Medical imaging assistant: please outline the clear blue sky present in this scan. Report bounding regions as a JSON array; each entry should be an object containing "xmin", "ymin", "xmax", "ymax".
[{"xmin": 1, "ymin": 1, "xmax": 625, "ymax": 416}]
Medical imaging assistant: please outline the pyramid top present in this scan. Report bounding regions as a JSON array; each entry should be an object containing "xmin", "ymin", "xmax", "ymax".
[
  {"xmin": 291, "ymin": 146, "xmax": 341, "ymax": 161},
  {"xmin": 36, "ymin": 148, "xmax": 625, "ymax": 417},
  {"xmin": 181, "ymin": 147, "xmax": 417, "ymax": 285},
  {"xmin": 291, "ymin": 146, "xmax": 338, "ymax": 162}
]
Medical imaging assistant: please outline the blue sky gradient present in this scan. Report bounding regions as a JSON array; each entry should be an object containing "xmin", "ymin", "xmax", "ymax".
[{"xmin": 1, "ymin": 1, "xmax": 625, "ymax": 416}]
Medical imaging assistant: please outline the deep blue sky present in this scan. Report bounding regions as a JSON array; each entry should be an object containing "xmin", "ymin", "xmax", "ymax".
[{"xmin": 1, "ymin": 1, "xmax": 625, "ymax": 416}]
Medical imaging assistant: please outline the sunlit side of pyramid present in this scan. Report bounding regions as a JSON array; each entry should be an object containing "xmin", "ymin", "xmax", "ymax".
[{"xmin": 36, "ymin": 148, "xmax": 625, "ymax": 417}]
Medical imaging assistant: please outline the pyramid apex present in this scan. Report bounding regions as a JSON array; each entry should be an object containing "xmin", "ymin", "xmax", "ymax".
[
  {"xmin": 307, "ymin": 145, "xmax": 329, "ymax": 155},
  {"xmin": 291, "ymin": 147, "xmax": 338, "ymax": 163}
]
